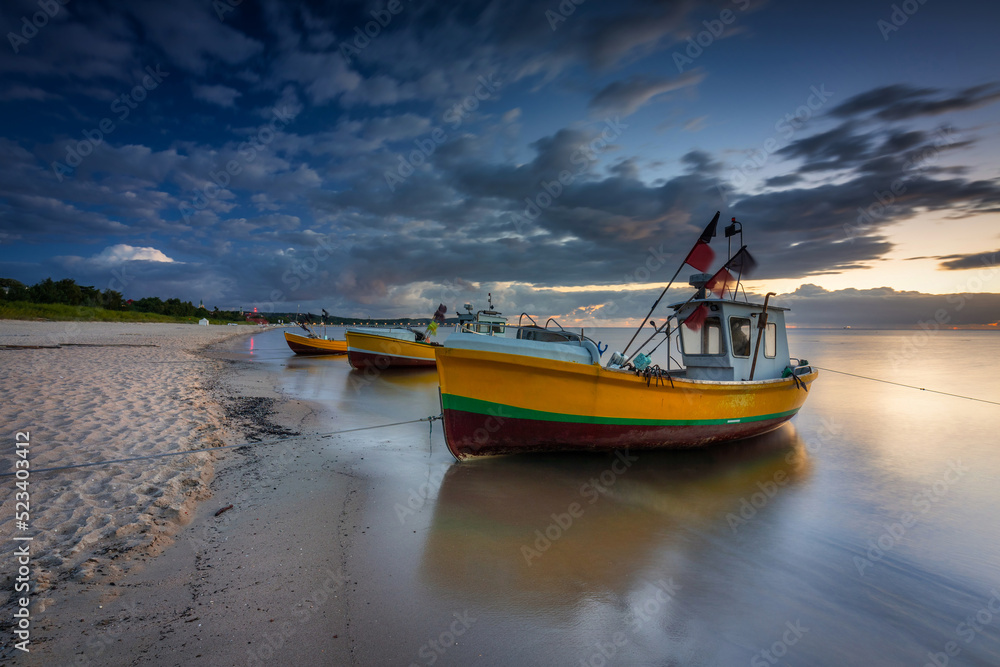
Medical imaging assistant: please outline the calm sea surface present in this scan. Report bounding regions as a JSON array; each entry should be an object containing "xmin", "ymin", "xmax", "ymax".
[{"xmin": 234, "ymin": 327, "xmax": 1000, "ymax": 666}]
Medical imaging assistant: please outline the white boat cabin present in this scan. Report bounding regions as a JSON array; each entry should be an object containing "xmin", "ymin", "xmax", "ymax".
[
  {"xmin": 456, "ymin": 299, "xmax": 507, "ymax": 336},
  {"xmin": 671, "ymin": 298, "xmax": 792, "ymax": 382}
]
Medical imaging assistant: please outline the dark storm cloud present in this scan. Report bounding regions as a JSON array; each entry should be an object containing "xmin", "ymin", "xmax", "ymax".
[
  {"xmin": 933, "ymin": 249, "xmax": 1000, "ymax": 271},
  {"xmin": 774, "ymin": 121, "xmax": 874, "ymax": 172},
  {"xmin": 731, "ymin": 168, "xmax": 1000, "ymax": 276},
  {"xmin": 831, "ymin": 83, "xmax": 1000, "ymax": 121},
  {"xmin": 763, "ymin": 174, "xmax": 801, "ymax": 188}
]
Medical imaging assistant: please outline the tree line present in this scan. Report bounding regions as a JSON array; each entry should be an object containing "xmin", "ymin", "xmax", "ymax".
[{"xmin": 0, "ymin": 277, "xmax": 243, "ymax": 320}]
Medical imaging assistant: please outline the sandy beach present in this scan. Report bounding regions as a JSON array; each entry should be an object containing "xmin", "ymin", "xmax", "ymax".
[{"xmin": 0, "ymin": 322, "xmax": 335, "ymax": 663}]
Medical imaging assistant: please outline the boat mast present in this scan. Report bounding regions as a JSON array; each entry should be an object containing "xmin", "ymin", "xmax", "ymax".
[{"xmin": 622, "ymin": 211, "xmax": 719, "ymax": 356}]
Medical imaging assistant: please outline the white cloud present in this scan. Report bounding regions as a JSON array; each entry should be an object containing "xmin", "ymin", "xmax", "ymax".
[{"xmin": 91, "ymin": 244, "xmax": 176, "ymax": 266}]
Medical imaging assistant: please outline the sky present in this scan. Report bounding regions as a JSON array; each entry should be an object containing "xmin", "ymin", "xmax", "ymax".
[{"xmin": 1, "ymin": 0, "xmax": 999, "ymax": 328}]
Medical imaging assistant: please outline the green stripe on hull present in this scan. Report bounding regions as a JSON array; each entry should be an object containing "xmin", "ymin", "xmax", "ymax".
[{"xmin": 441, "ymin": 393, "xmax": 800, "ymax": 427}]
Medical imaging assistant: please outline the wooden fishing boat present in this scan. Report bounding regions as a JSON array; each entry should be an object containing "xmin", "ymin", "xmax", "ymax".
[
  {"xmin": 436, "ymin": 219, "xmax": 817, "ymax": 459},
  {"xmin": 345, "ymin": 327, "xmax": 440, "ymax": 369},
  {"xmin": 283, "ymin": 331, "xmax": 348, "ymax": 355},
  {"xmin": 438, "ymin": 301, "xmax": 816, "ymax": 459}
]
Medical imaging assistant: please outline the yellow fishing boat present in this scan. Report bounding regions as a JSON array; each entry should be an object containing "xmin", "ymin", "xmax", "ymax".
[
  {"xmin": 436, "ymin": 219, "xmax": 817, "ymax": 459},
  {"xmin": 345, "ymin": 328, "xmax": 439, "ymax": 369},
  {"xmin": 283, "ymin": 331, "xmax": 348, "ymax": 355}
]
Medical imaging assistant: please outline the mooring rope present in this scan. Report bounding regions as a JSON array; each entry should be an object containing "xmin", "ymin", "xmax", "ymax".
[
  {"xmin": 0, "ymin": 415, "xmax": 442, "ymax": 477},
  {"xmin": 813, "ymin": 366, "xmax": 1000, "ymax": 406}
]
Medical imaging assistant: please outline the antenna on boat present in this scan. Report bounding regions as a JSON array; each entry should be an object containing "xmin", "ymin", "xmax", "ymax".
[{"xmin": 726, "ymin": 218, "xmax": 745, "ymax": 299}]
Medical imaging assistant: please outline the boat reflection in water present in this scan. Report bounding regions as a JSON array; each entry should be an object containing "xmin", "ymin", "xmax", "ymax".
[{"xmin": 420, "ymin": 424, "xmax": 810, "ymax": 609}]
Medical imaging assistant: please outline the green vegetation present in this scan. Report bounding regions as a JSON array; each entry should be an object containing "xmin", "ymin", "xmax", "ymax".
[
  {"xmin": 0, "ymin": 277, "xmax": 248, "ymax": 324},
  {"xmin": 0, "ymin": 276, "xmax": 458, "ymax": 325}
]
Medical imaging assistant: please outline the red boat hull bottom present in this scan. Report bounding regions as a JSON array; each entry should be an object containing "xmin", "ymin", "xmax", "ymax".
[
  {"xmin": 442, "ymin": 408, "xmax": 795, "ymax": 459},
  {"xmin": 347, "ymin": 349, "xmax": 436, "ymax": 370}
]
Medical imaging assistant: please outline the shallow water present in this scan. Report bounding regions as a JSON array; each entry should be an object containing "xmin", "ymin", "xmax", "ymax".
[{"xmin": 238, "ymin": 326, "xmax": 1000, "ymax": 666}]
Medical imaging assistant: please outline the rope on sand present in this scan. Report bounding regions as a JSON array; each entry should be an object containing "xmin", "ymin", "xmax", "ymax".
[
  {"xmin": 814, "ymin": 367, "xmax": 1000, "ymax": 406},
  {"xmin": 0, "ymin": 415, "xmax": 443, "ymax": 477}
]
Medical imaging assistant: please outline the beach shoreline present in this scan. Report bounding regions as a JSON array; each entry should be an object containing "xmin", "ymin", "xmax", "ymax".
[{"xmin": 0, "ymin": 322, "xmax": 358, "ymax": 664}]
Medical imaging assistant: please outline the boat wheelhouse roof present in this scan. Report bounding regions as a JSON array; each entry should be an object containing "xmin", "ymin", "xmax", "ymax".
[
  {"xmin": 475, "ymin": 310, "xmax": 506, "ymax": 323},
  {"xmin": 667, "ymin": 297, "xmax": 789, "ymax": 312}
]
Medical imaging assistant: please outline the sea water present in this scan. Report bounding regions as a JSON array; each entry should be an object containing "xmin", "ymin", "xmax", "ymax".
[{"xmin": 237, "ymin": 326, "xmax": 1000, "ymax": 666}]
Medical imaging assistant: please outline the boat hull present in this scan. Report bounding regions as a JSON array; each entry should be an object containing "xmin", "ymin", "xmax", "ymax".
[
  {"xmin": 345, "ymin": 330, "xmax": 438, "ymax": 369},
  {"xmin": 283, "ymin": 332, "xmax": 347, "ymax": 355},
  {"xmin": 437, "ymin": 345, "xmax": 817, "ymax": 459}
]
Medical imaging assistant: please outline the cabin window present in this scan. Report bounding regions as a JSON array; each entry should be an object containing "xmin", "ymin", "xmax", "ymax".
[
  {"xmin": 491, "ymin": 323, "xmax": 505, "ymax": 334},
  {"xmin": 730, "ymin": 317, "xmax": 751, "ymax": 357},
  {"xmin": 764, "ymin": 322, "xmax": 776, "ymax": 358},
  {"xmin": 477, "ymin": 324, "xmax": 490, "ymax": 333},
  {"xmin": 681, "ymin": 316, "xmax": 722, "ymax": 355}
]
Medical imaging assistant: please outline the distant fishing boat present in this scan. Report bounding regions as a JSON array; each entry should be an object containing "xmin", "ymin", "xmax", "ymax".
[
  {"xmin": 346, "ymin": 299, "xmax": 508, "ymax": 370},
  {"xmin": 283, "ymin": 331, "xmax": 348, "ymax": 355},
  {"xmin": 345, "ymin": 328, "xmax": 440, "ymax": 369},
  {"xmin": 436, "ymin": 213, "xmax": 818, "ymax": 460},
  {"xmin": 456, "ymin": 293, "xmax": 507, "ymax": 336}
]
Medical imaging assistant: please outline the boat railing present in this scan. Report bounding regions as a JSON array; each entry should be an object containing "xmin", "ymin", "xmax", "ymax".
[
  {"xmin": 517, "ymin": 312, "xmax": 539, "ymax": 328},
  {"xmin": 544, "ymin": 317, "xmax": 565, "ymax": 330}
]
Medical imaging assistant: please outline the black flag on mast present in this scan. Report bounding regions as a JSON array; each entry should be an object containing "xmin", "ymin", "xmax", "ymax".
[{"xmin": 682, "ymin": 211, "xmax": 720, "ymax": 272}]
